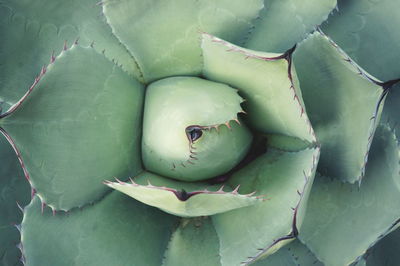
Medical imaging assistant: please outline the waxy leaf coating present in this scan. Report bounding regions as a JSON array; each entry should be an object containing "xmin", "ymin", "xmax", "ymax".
[
  {"xmin": 142, "ymin": 76, "xmax": 252, "ymax": 181},
  {"xmin": 0, "ymin": 46, "xmax": 144, "ymax": 211},
  {"xmin": 106, "ymin": 171, "xmax": 263, "ymax": 217},
  {"xmin": 294, "ymin": 31, "xmax": 384, "ymax": 183},
  {"xmin": 299, "ymin": 124, "xmax": 400, "ymax": 265}
]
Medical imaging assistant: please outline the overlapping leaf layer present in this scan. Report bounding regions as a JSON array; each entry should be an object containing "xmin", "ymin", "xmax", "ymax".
[{"xmin": 1, "ymin": 0, "xmax": 399, "ymax": 265}]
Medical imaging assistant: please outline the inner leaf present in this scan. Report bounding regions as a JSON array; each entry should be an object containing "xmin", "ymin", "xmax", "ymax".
[
  {"xmin": 105, "ymin": 171, "xmax": 263, "ymax": 217},
  {"xmin": 142, "ymin": 76, "xmax": 253, "ymax": 182}
]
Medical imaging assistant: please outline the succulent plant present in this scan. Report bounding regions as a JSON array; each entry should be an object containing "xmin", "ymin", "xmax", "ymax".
[{"xmin": 1, "ymin": 0, "xmax": 400, "ymax": 265}]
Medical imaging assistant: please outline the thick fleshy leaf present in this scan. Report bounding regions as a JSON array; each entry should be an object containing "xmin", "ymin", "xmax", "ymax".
[
  {"xmin": 298, "ymin": 124, "xmax": 400, "ymax": 265},
  {"xmin": 202, "ymin": 34, "xmax": 315, "ymax": 143},
  {"xmin": 0, "ymin": 132, "xmax": 30, "ymax": 266},
  {"xmin": 162, "ymin": 217, "xmax": 220, "ymax": 266},
  {"xmin": 294, "ymin": 31, "xmax": 385, "ymax": 183},
  {"xmin": 0, "ymin": 0, "xmax": 142, "ymax": 113},
  {"xmin": 106, "ymin": 172, "xmax": 263, "ymax": 217},
  {"xmin": 252, "ymin": 239, "xmax": 323, "ymax": 266},
  {"xmin": 246, "ymin": 0, "xmax": 337, "ymax": 53},
  {"xmin": 212, "ymin": 147, "xmax": 320, "ymax": 265},
  {"xmin": 0, "ymin": 46, "xmax": 144, "ymax": 211},
  {"xmin": 142, "ymin": 76, "xmax": 252, "ymax": 181},
  {"xmin": 102, "ymin": 0, "xmax": 264, "ymax": 81},
  {"xmin": 322, "ymin": 0, "xmax": 400, "ymax": 81},
  {"xmin": 365, "ymin": 227, "xmax": 400, "ymax": 266},
  {"xmin": 21, "ymin": 192, "xmax": 178, "ymax": 266}
]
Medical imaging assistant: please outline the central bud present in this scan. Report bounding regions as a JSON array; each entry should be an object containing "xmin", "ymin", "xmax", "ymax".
[{"xmin": 142, "ymin": 76, "xmax": 252, "ymax": 182}]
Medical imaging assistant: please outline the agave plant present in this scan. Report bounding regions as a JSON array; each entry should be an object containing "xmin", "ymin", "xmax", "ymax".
[{"xmin": 1, "ymin": 0, "xmax": 400, "ymax": 265}]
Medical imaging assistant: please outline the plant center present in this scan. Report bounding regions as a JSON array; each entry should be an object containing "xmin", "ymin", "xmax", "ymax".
[{"xmin": 141, "ymin": 76, "xmax": 253, "ymax": 182}]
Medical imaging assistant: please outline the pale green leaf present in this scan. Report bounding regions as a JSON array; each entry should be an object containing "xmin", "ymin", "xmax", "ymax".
[
  {"xmin": 298, "ymin": 124, "xmax": 400, "ymax": 265},
  {"xmin": 202, "ymin": 33, "xmax": 315, "ymax": 143},
  {"xmin": 106, "ymin": 171, "xmax": 263, "ymax": 217},
  {"xmin": 246, "ymin": 0, "xmax": 337, "ymax": 52},
  {"xmin": 162, "ymin": 217, "xmax": 220, "ymax": 266},
  {"xmin": 103, "ymin": 0, "xmax": 264, "ymax": 81},
  {"xmin": 294, "ymin": 31, "xmax": 384, "ymax": 183},
  {"xmin": 322, "ymin": 0, "xmax": 400, "ymax": 81},
  {"xmin": 0, "ymin": 132, "xmax": 30, "ymax": 266},
  {"xmin": 21, "ymin": 192, "xmax": 178, "ymax": 266},
  {"xmin": 142, "ymin": 76, "xmax": 252, "ymax": 181},
  {"xmin": 0, "ymin": 46, "xmax": 144, "ymax": 210},
  {"xmin": 252, "ymin": 239, "xmax": 323, "ymax": 266},
  {"xmin": 212, "ymin": 147, "xmax": 320, "ymax": 265},
  {"xmin": 0, "ymin": 0, "xmax": 142, "ymax": 113}
]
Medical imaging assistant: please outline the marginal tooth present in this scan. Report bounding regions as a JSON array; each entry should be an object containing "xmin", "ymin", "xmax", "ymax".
[
  {"xmin": 256, "ymin": 195, "xmax": 268, "ymax": 200},
  {"xmin": 16, "ymin": 243, "xmax": 23, "ymax": 251},
  {"xmin": 31, "ymin": 188, "xmax": 36, "ymax": 198},
  {"xmin": 90, "ymin": 41, "xmax": 95, "ymax": 48},
  {"xmin": 40, "ymin": 66, "xmax": 46, "ymax": 75},
  {"xmin": 50, "ymin": 50, "xmax": 55, "ymax": 63},
  {"xmin": 16, "ymin": 202, "xmax": 24, "ymax": 213},
  {"xmin": 225, "ymin": 121, "xmax": 232, "ymax": 129},
  {"xmin": 115, "ymin": 178, "xmax": 125, "ymax": 185},
  {"xmin": 234, "ymin": 118, "xmax": 241, "ymax": 125},
  {"xmin": 128, "ymin": 177, "xmax": 137, "ymax": 185},
  {"xmin": 232, "ymin": 184, "xmax": 241, "ymax": 194},
  {"xmin": 41, "ymin": 202, "xmax": 46, "ymax": 214},
  {"xmin": 147, "ymin": 180, "xmax": 154, "ymax": 187},
  {"xmin": 218, "ymin": 185, "xmax": 225, "ymax": 192},
  {"xmin": 246, "ymin": 191, "xmax": 256, "ymax": 197},
  {"xmin": 303, "ymin": 170, "xmax": 308, "ymax": 180},
  {"xmin": 14, "ymin": 224, "xmax": 21, "ymax": 232},
  {"xmin": 63, "ymin": 40, "xmax": 68, "ymax": 51}
]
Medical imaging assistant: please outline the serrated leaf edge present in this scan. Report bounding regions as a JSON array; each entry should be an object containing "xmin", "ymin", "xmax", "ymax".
[
  {"xmin": 104, "ymin": 177, "xmax": 264, "ymax": 202},
  {"xmin": 201, "ymin": 33, "xmax": 317, "ymax": 144},
  {"xmin": 240, "ymin": 147, "xmax": 320, "ymax": 265},
  {"xmin": 0, "ymin": 42, "xmax": 123, "ymax": 212}
]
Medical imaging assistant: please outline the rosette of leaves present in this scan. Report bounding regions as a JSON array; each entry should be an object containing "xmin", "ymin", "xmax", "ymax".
[{"xmin": 1, "ymin": 0, "xmax": 400, "ymax": 265}]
